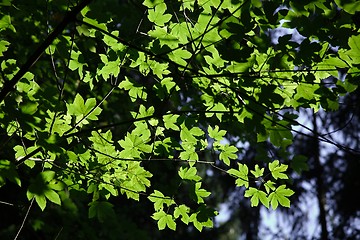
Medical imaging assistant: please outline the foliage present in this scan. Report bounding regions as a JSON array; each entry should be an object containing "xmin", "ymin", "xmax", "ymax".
[{"xmin": 0, "ymin": 0, "xmax": 359, "ymax": 237}]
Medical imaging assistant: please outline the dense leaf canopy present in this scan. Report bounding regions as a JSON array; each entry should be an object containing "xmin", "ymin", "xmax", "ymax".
[{"xmin": 0, "ymin": 0, "xmax": 359, "ymax": 239}]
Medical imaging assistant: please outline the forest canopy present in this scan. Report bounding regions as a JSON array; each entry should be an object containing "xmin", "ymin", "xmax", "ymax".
[{"xmin": 0, "ymin": 0, "xmax": 359, "ymax": 239}]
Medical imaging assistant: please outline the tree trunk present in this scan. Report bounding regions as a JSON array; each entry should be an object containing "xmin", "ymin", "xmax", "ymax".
[{"xmin": 312, "ymin": 112, "xmax": 329, "ymax": 240}]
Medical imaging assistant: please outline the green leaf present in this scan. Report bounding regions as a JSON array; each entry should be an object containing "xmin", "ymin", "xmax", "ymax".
[
  {"xmin": 21, "ymin": 101, "xmax": 38, "ymax": 115},
  {"xmin": 189, "ymin": 205, "xmax": 217, "ymax": 231},
  {"xmin": 118, "ymin": 125, "xmax": 152, "ymax": 159},
  {"xmin": 120, "ymin": 162, "xmax": 152, "ymax": 198},
  {"xmin": 0, "ymin": 15, "xmax": 16, "ymax": 32},
  {"xmin": 45, "ymin": 111, "xmax": 72, "ymax": 135},
  {"xmin": 179, "ymin": 147, "xmax": 199, "ymax": 166},
  {"xmin": 227, "ymin": 163, "xmax": 249, "ymax": 188},
  {"xmin": 335, "ymin": 0, "xmax": 360, "ymax": 14},
  {"xmin": 163, "ymin": 114, "xmax": 180, "ymax": 130},
  {"xmin": 268, "ymin": 185, "xmax": 294, "ymax": 210},
  {"xmin": 69, "ymin": 51, "xmax": 87, "ymax": 78},
  {"xmin": 40, "ymin": 171, "xmax": 56, "ymax": 182},
  {"xmin": 119, "ymin": 134, "xmax": 142, "ymax": 158},
  {"xmin": 48, "ymin": 179, "xmax": 66, "ymax": 191},
  {"xmin": 76, "ymin": 24, "xmax": 91, "ymax": 36},
  {"xmin": 180, "ymin": 126, "xmax": 204, "ymax": 143},
  {"xmin": 119, "ymin": 76, "xmax": 147, "ymax": 102},
  {"xmin": 0, "ymin": 40, "xmax": 10, "ymax": 57},
  {"xmin": 160, "ymin": 77, "xmax": 176, "ymax": 93},
  {"xmin": 66, "ymin": 94, "xmax": 102, "ymax": 125},
  {"xmin": 219, "ymin": 145, "xmax": 238, "ymax": 166},
  {"xmin": 257, "ymin": 131, "xmax": 269, "ymax": 142},
  {"xmin": 244, "ymin": 187, "xmax": 269, "ymax": 208},
  {"xmin": 103, "ymin": 31, "xmax": 125, "ymax": 51},
  {"xmin": 269, "ymin": 160, "xmax": 288, "ymax": 180},
  {"xmin": 345, "ymin": 34, "xmax": 360, "ymax": 64},
  {"xmin": 26, "ymin": 171, "xmax": 61, "ymax": 210},
  {"xmin": 0, "ymin": 160, "xmax": 21, "ymax": 187},
  {"xmin": 35, "ymin": 195, "xmax": 47, "ymax": 211},
  {"xmin": 98, "ymin": 55, "xmax": 121, "ymax": 79},
  {"xmin": 290, "ymin": 155, "xmax": 309, "ymax": 174},
  {"xmin": 208, "ymin": 125, "xmax": 226, "ymax": 141},
  {"xmin": 174, "ymin": 204, "xmax": 190, "ymax": 224},
  {"xmin": 14, "ymin": 145, "xmax": 39, "ymax": 168},
  {"xmin": 250, "ymin": 164, "xmax": 264, "ymax": 178},
  {"xmin": 168, "ymin": 49, "xmax": 192, "ymax": 66},
  {"xmin": 148, "ymin": 27, "xmax": 178, "ymax": 48},
  {"xmin": 143, "ymin": 0, "xmax": 163, "ymax": 8},
  {"xmin": 44, "ymin": 189, "xmax": 61, "ymax": 205},
  {"xmin": 191, "ymin": 182, "xmax": 211, "ymax": 204},
  {"xmin": 269, "ymin": 124, "xmax": 293, "ymax": 147},
  {"xmin": 152, "ymin": 210, "xmax": 176, "ymax": 230},
  {"xmin": 264, "ymin": 180, "xmax": 276, "ymax": 194},
  {"xmin": 148, "ymin": 190, "xmax": 174, "ymax": 211},
  {"xmin": 88, "ymin": 201, "xmax": 115, "ymax": 222},
  {"xmin": 178, "ymin": 166, "xmax": 202, "ymax": 182},
  {"xmin": 100, "ymin": 182, "xmax": 118, "ymax": 197},
  {"xmin": 82, "ymin": 17, "xmax": 107, "ymax": 32},
  {"xmin": 148, "ymin": 3, "xmax": 172, "ymax": 26},
  {"xmin": 0, "ymin": 0, "xmax": 12, "ymax": 7},
  {"xmin": 170, "ymin": 22, "xmax": 189, "ymax": 44},
  {"xmin": 295, "ymin": 83, "xmax": 320, "ymax": 101},
  {"xmin": 131, "ymin": 105, "xmax": 154, "ymax": 118}
]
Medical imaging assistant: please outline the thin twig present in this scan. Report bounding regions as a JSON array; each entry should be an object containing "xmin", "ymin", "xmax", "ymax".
[
  {"xmin": 0, "ymin": 200, "xmax": 14, "ymax": 206},
  {"xmin": 54, "ymin": 227, "xmax": 63, "ymax": 240},
  {"xmin": 14, "ymin": 198, "xmax": 34, "ymax": 240}
]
